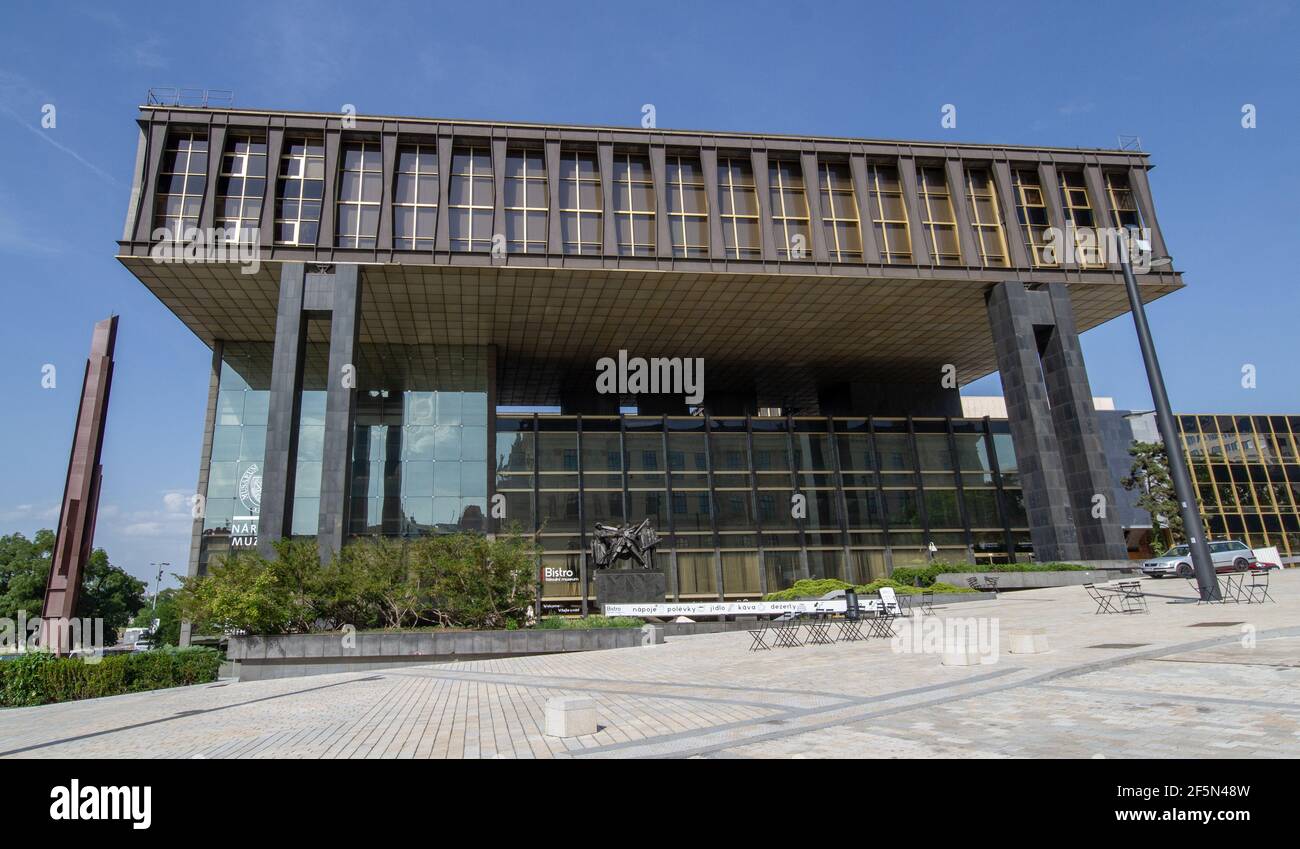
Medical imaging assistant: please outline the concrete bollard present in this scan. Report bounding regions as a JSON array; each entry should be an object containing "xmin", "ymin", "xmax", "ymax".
[
  {"xmin": 1006, "ymin": 629, "xmax": 1050, "ymax": 654},
  {"xmin": 545, "ymin": 696, "xmax": 598, "ymax": 737}
]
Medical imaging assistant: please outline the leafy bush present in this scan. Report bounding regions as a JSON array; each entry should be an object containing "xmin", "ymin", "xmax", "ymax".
[
  {"xmin": 762, "ymin": 576, "xmax": 977, "ymax": 600},
  {"xmin": 178, "ymin": 532, "xmax": 540, "ymax": 636},
  {"xmin": 763, "ymin": 578, "xmax": 857, "ymax": 601},
  {"xmin": 0, "ymin": 647, "xmax": 221, "ymax": 708},
  {"xmin": 413, "ymin": 533, "xmax": 538, "ymax": 630},
  {"xmin": 536, "ymin": 615, "xmax": 645, "ymax": 630},
  {"xmin": 891, "ymin": 561, "xmax": 1087, "ymax": 587},
  {"xmin": 0, "ymin": 651, "xmax": 56, "ymax": 707}
]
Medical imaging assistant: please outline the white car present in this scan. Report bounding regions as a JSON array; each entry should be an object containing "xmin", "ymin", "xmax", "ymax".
[{"xmin": 1141, "ymin": 540, "xmax": 1259, "ymax": 578}]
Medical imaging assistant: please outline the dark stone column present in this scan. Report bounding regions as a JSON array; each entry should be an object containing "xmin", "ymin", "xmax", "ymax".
[
  {"xmin": 986, "ymin": 281, "xmax": 1080, "ymax": 561},
  {"xmin": 180, "ymin": 340, "xmax": 224, "ymax": 646},
  {"xmin": 259, "ymin": 263, "xmax": 308, "ymax": 553},
  {"xmin": 317, "ymin": 265, "xmax": 362, "ymax": 559},
  {"xmin": 1040, "ymin": 283, "xmax": 1128, "ymax": 559}
]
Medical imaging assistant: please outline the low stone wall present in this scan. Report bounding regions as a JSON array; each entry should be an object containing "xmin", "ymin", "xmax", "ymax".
[
  {"xmin": 935, "ymin": 570, "xmax": 1112, "ymax": 589},
  {"xmin": 228, "ymin": 627, "xmax": 662, "ymax": 682}
]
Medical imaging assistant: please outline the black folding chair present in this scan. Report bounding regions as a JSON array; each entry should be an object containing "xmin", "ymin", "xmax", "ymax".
[
  {"xmin": 772, "ymin": 616, "xmax": 805, "ymax": 648},
  {"xmin": 863, "ymin": 596, "xmax": 898, "ymax": 638},
  {"xmin": 1188, "ymin": 576, "xmax": 1235, "ymax": 604},
  {"xmin": 804, "ymin": 615, "xmax": 834, "ymax": 645},
  {"xmin": 1245, "ymin": 570, "xmax": 1275, "ymax": 604},
  {"xmin": 1115, "ymin": 581, "xmax": 1148, "ymax": 614},
  {"xmin": 1222, "ymin": 573, "xmax": 1248, "ymax": 603},
  {"xmin": 835, "ymin": 618, "xmax": 865, "ymax": 642},
  {"xmin": 919, "ymin": 590, "xmax": 936, "ymax": 614},
  {"xmin": 748, "ymin": 622, "xmax": 772, "ymax": 651},
  {"xmin": 1084, "ymin": 583, "xmax": 1121, "ymax": 614}
]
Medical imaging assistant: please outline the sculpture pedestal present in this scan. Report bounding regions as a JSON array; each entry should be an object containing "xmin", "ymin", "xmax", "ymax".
[{"xmin": 594, "ymin": 570, "xmax": 668, "ymax": 612}]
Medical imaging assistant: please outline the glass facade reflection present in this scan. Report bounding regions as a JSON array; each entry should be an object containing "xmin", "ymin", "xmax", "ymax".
[
  {"xmin": 197, "ymin": 343, "xmax": 489, "ymax": 573},
  {"xmin": 1178, "ymin": 414, "xmax": 1300, "ymax": 558},
  {"xmin": 495, "ymin": 414, "xmax": 1029, "ymax": 613}
]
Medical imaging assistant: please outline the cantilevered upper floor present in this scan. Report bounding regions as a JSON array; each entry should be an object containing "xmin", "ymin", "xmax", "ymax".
[{"xmin": 116, "ymin": 105, "xmax": 1184, "ymax": 400}]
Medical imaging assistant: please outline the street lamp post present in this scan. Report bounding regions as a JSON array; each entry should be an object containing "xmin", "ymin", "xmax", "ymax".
[
  {"xmin": 1118, "ymin": 234, "xmax": 1219, "ymax": 600},
  {"xmin": 150, "ymin": 562, "xmax": 170, "ymax": 620}
]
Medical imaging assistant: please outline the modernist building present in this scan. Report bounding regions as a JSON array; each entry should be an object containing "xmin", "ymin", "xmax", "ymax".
[{"xmin": 116, "ymin": 103, "xmax": 1187, "ymax": 614}]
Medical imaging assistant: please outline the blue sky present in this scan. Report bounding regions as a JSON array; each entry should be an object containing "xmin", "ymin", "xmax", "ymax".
[{"xmin": 1, "ymin": 0, "xmax": 1297, "ymax": 586}]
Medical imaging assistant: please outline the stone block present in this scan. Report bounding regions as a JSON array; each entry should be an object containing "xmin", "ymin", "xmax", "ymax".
[
  {"xmin": 941, "ymin": 647, "xmax": 988, "ymax": 667},
  {"xmin": 1006, "ymin": 629, "xmax": 1050, "ymax": 654},
  {"xmin": 594, "ymin": 570, "xmax": 668, "ymax": 608},
  {"xmin": 544, "ymin": 696, "xmax": 597, "ymax": 737}
]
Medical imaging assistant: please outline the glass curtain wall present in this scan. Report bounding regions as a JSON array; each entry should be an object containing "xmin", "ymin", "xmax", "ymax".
[{"xmin": 494, "ymin": 413, "xmax": 1028, "ymax": 612}]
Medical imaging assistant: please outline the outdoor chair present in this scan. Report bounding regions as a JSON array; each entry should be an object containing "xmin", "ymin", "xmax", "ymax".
[
  {"xmin": 1114, "ymin": 581, "xmax": 1148, "ymax": 614},
  {"xmin": 1187, "ymin": 576, "xmax": 1235, "ymax": 604},
  {"xmin": 864, "ymin": 588, "xmax": 901, "ymax": 638},
  {"xmin": 803, "ymin": 614, "xmax": 834, "ymax": 645},
  {"xmin": 1245, "ymin": 570, "xmax": 1275, "ymax": 604},
  {"xmin": 747, "ymin": 621, "xmax": 772, "ymax": 651},
  {"xmin": 772, "ymin": 616, "xmax": 805, "ymax": 648},
  {"xmin": 835, "ymin": 617, "xmax": 865, "ymax": 642},
  {"xmin": 919, "ymin": 590, "xmax": 936, "ymax": 614},
  {"xmin": 1083, "ymin": 583, "xmax": 1122, "ymax": 614}
]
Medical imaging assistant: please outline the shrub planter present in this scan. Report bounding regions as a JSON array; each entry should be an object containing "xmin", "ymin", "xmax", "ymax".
[
  {"xmin": 934, "ymin": 570, "xmax": 1112, "ymax": 590},
  {"xmin": 226, "ymin": 627, "xmax": 662, "ymax": 682}
]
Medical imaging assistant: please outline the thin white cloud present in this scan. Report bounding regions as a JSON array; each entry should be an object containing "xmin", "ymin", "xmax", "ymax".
[
  {"xmin": 0, "ymin": 503, "xmax": 60, "ymax": 523},
  {"xmin": 0, "ymin": 104, "xmax": 121, "ymax": 186}
]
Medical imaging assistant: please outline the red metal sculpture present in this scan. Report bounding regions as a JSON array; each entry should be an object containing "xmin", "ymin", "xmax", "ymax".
[{"xmin": 40, "ymin": 315, "xmax": 118, "ymax": 655}]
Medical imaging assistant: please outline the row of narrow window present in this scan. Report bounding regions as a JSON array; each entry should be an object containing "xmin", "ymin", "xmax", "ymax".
[{"xmin": 154, "ymin": 130, "xmax": 1144, "ymax": 267}]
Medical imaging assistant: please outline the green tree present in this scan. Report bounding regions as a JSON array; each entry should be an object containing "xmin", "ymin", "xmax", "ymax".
[
  {"xmin": 130, "ymin": 587, "xmax": 182, "ymax": 647},
  {"xmin": 176, "ymin": 539, "xmax": 321, "ymax": 636},
  {"xmin": 0, "ymin": 529, "xmax": 55, "ymax": 620},
  {"xmin": 176, "ymin": 532, "xmax": 540, "ymax": 635},
  {"xmin": 339, "ymin": 536, "xmax": 420, "ymax": 629},
  {"xmin": 416, "ymin": 531, "xmax": 539, "ymax": 630},
  {"xmin": 1121, "ymin": 440, "xmax": 1184, "ymax": 553},
  {"xmin": 0, "ymin": 530, "xmax": 146, "ymax": 644}
]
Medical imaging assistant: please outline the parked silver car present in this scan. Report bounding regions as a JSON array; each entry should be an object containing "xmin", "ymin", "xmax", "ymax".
[{"xmin": 1141, "ymin": 540, "xmax": 1258, "ymax": 578}]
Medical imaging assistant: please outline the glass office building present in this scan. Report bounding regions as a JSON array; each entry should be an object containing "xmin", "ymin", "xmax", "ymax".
[
  {"xmin": 116, "ymin": 103, "xmax": 1190, "ymax": 616},
  {"xmin": 1177, "ymin": 415, "xmax": 1300, "ymax": 559}
]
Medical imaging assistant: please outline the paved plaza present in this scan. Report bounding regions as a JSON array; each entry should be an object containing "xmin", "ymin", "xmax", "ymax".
[{"xmin": 3, "ymin": 573, "xmax": 1298, "ymax": 759}]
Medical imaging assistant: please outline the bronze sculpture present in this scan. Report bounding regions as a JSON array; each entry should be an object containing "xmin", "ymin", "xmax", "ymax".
[{"xmin": 590, "ymin": 519, "xmax": 662, "ymax": 570}]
